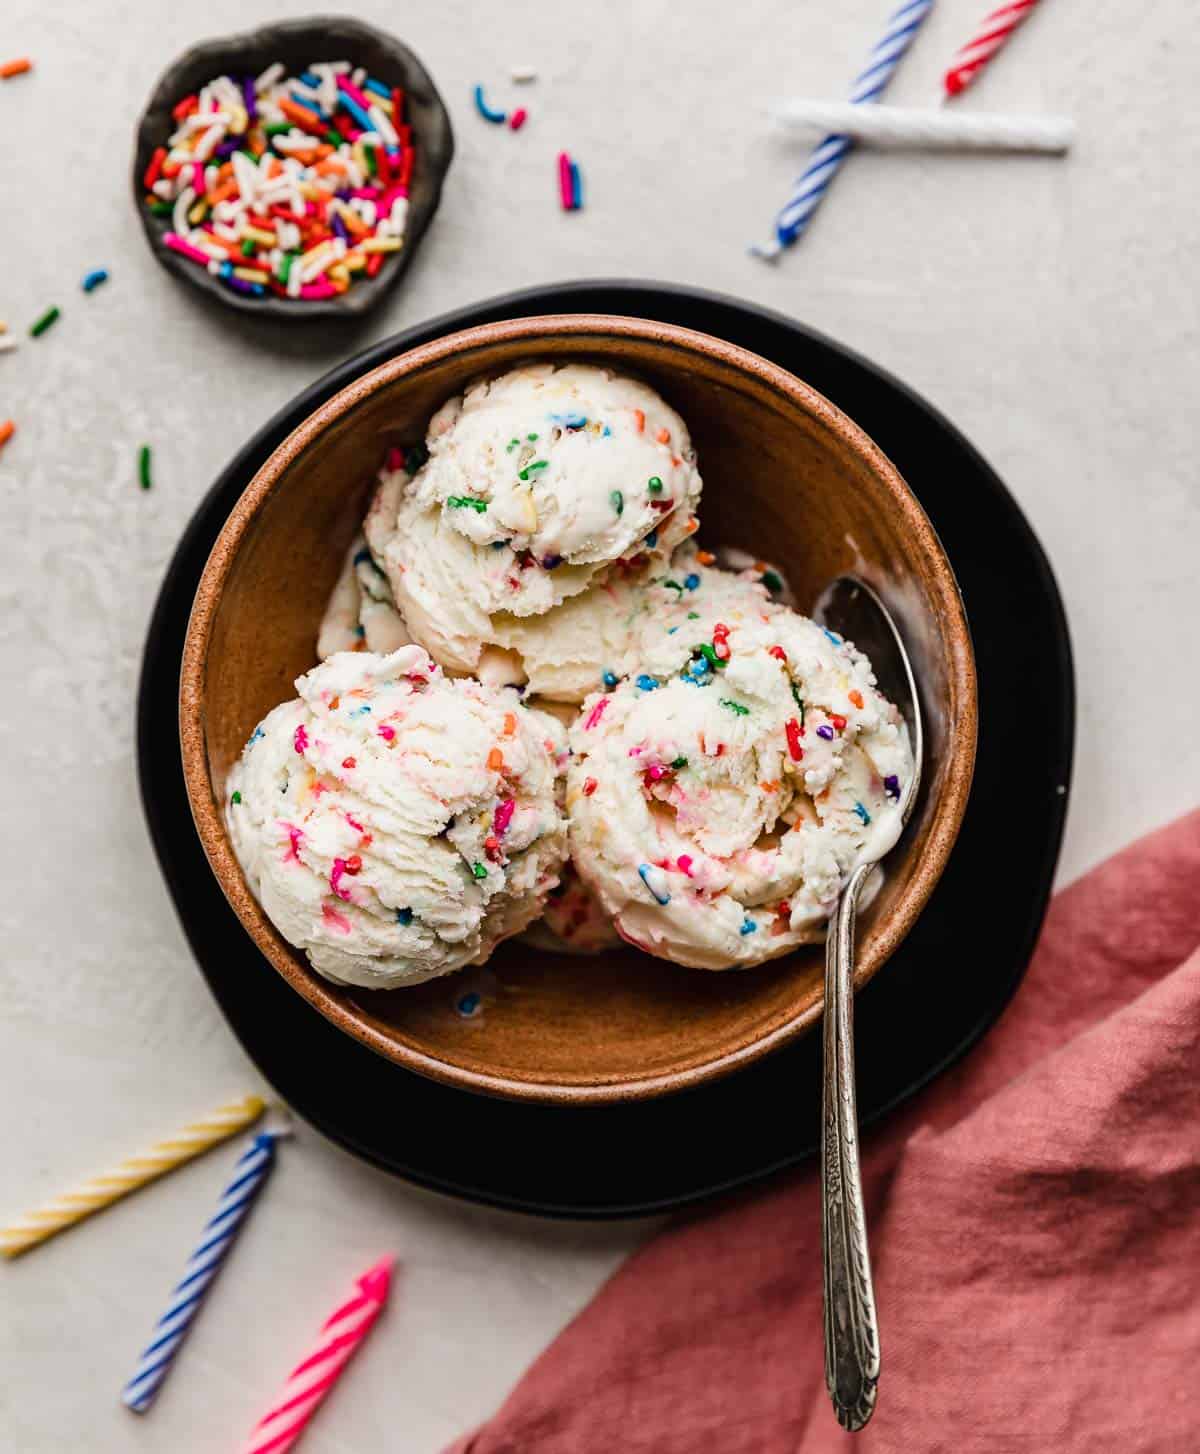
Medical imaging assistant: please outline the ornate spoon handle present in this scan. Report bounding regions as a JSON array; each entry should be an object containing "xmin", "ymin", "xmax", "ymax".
[{"xmin": 822, "ymin": 861, "xmax": 880, "ymax": 1431}]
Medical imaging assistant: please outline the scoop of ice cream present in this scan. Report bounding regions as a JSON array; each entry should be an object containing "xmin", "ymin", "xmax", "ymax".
[
  {"xmin": 566, "ymin": 598, "xmax": 914, "ymax": 970},
  {"xmin": 226, "ymin": 646, "xmax": 569, "ymax": 989},
  {"xmin": 317, "ymin": 533, "xmax": 412, "ymax": 659},
  {"xmin": 520, "ymin": 862, "xmax": 623, "ymax": 955},
  {"xmin": 374, "ymin": 362, "xmax": 703, "ymax": 675}
]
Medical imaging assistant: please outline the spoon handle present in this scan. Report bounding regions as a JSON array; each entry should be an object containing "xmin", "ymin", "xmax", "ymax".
[{"xmin": 822, "ymin": 861, "xmax": 879, "ymax": 1431}]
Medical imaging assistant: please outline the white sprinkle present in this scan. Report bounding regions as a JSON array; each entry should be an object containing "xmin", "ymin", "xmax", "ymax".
[
  {"xmin": 0, "ymin": 336, "xmax": 19, "ymax": 354},
  {"xmin": 351, "ymin": 66, "xmax": 366, "ymax": 87},
  {"xmin": 151, "ymin": 178, "xmax": 175, "ymax": 201},
  {"xmin": 172, "ymin": 185, "xmax": 196, "ymax": 238},
  {"xmin": 254, "ymin": 62, "xmax": 285, "ymax": 92},
  {"xmin": 368, "ymin": 104, "xmax": 398, "ymax": 148},
  {"xmin": 511, "ymin": 65, "xmax": 538, "ymax": 83}
]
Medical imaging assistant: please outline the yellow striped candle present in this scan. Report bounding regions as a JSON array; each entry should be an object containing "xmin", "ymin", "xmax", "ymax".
[{"xmin": 1, "ymin": 1094, "xmax": 264, "ymax": 1259}]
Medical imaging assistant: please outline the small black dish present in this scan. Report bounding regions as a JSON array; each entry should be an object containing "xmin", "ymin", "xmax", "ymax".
[
  {"xmin": 138, "ymin": 282, "xmax": 1074, "ymax": 1218},
  {"xmin": 132, "ymin": 16, "xmax": 454, "ymax": 321}
]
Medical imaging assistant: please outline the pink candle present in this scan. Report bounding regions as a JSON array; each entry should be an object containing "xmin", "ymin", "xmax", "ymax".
[{"xmin": 241, "ymin": 1257, "xmax": 393, "ymax": 1453}]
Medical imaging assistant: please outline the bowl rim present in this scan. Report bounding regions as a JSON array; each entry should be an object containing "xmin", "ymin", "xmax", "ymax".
[{"xmin": 179, "ymin": 313, "xmax": 978, "ymax": 1104}]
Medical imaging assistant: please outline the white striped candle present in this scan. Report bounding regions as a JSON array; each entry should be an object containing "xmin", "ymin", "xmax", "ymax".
[
  {"xmin": 122, "ymin": 1129, "xmax": 284, "ymax": 1414},
  {"xmin": 241, "ymin": 1257, "xmax": 394, "ymax": 1453},
  {"xmin": 753, "ymin": 0, "xmax": 935, "ymax": 258}
]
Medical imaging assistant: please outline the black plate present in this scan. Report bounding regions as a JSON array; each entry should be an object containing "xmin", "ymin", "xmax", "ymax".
[{"xmin": 138, "ymin": 282, "xmax": 1073, "ymax": 1218}]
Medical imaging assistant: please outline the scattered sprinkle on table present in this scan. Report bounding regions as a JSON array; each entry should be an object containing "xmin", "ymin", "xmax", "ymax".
[
  {"xmin": 0, "ymin": 336, "xmax": 16, "ymax": 356},
  {"xmin": 0, "ymin": 57, "xmax": 32, "ymax": 79},
  {"xmin": 82, "ymin": 268, "xmax": 109, "ymax": 292},
  {"xmin": 0, "ymin": 420, "xmax": 14, "ymax": 453},
  {"xmin": 510, "ymin": 65, "xmax": 537, "ymax": 83},
  {"xmin": 145, "ymin": 62, "xmax": 415, "ymax": 302},
  {"xmin": 474, "ymin": 82, "xmax": 506, "ymax": 123},
  {"xmin": 509, "ymin": 106, "xmax": 528, "ymax": 131},
  {"xmin": 557, "ymin": 150, "xmax": 584, "ymax": 211},
  {"xmin": 29, "ymin": 305, "xmax": 60, "ymax": 338},
  {"xmin": 138, "ymin": 444, "xmax": 153, "ymax": 491}
]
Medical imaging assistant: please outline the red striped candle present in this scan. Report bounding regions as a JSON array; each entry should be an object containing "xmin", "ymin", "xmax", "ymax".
[
  {"xmin": 241, "ymin": 1257, "xmax": 393, "ymax": 1453},
  {"xmin": 942, "ymin": 0, "xmax": 1042, "ymax": 98}
]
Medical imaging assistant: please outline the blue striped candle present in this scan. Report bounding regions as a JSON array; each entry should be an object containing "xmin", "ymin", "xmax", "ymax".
[
  {"xmin": 121, "ymin": 1130, "xmax": 283, "ymax": 1414},
  {"xmin": 753, "ymin": 0, "xmax": 935, "ymax": 257}
]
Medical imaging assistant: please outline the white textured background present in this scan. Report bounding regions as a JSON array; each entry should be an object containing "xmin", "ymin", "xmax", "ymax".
[{"xmin": 1, "ymin": 0, "xmax": 1196, "ymax": 1448}]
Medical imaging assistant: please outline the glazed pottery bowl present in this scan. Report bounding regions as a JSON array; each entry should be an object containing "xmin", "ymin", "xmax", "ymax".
[
  {"xmin": 132, "ymin": 17, "xmax": 454, "ymax": 320},
  {"xmin": 180, "ymin": 314, "xmax": 977, "ymax": 1103}
]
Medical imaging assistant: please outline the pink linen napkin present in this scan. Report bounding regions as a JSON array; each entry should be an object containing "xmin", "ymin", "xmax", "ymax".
[{"xmin": 448, "ymin": 810, "xmax": 1200, "ymax": 1452}]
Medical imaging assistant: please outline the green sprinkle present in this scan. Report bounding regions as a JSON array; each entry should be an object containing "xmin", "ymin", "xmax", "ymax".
[
  {"xmin": 720, "ymin": 699, "xmax": 750, "ymax": 716},
  {"xmin": 471, "ymin": 862, "xmax": 488, "ymax": 880},
  {"xmin": 325, "ymin": 129, "xmax": 342, "ymax": 147},
  {"xmin": 29, "ymin": 306, "xmax": 60, "ymax": 338},
  {"xmin": 505, "ymin": 437, "xmax": 520, "ymax": 452},
  {"xmin": 148, "ymin": 200, "xmax": 173, "ymax": 217},
  {"xmin": 264, "ymin": 122, "xmax": 291, "ymax": 137},
  {"xmin": 663, "ymin": 579, "xmax": 683, "ymax": 594},
  {"xmin": 693, "ymin": 643, "xmax": 725, "ymax": 671},
  {"xmin": 671, "ymin": 756, "xmax": 688, "ymax": 770},
  {"xmin": 526, "ymin": 432, "xmax": 539, "ymax": 441},
  {"xmin": 278, "ymin": 252, "xmax": 295, "ymax": 284},
  {"xmin": 241, "ymin": 238, "xmax": 257, "ymax": 257},
  {"xmin": 363, "ymin": 144, "xmax": 377, "ymax": 177},
  {"xmin": 138, "ymin": 444, "xmax": 153, "ymax": 491},
  {"xmin": 447, "ymin": 495, "xmax": 488, "ymax": 512},
  {"xmin": 791, "ymin": 687, "xmax": 806, "ymax": 724},
  {"xmin": 405, "ymin": 443, "xmax": 429, "ymax": 471},
  {"xmin": 230, "ymin": 790, "xmax": 242, "ymax": 804},
  {"xmin": 761, "ymin": 569, "xmax": 784, "ymax": 594},
  {"xmin": 518, "ymin": 460, "xmax": 549, "ymax": 481},
  {"xmin": 610, "ymin": 489, "xmax": 624, "ymax": 516},
  {"xmin": 647, "ymin": 475, "xmax": 663, "ymax": 493},
  {"xmin": 687, "ymin": 611, "xmax": 700, "ymax": 620}
]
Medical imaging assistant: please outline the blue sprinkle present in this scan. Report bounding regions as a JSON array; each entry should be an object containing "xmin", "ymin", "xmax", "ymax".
[
  {"xmin": 363, "ymin": 77, "xmax": 392, "ymax": 99},
  {"xmin": 81, "ymin": 268, "xmax": 109, "ymax": 293},
  {"xmin": 351, "ymin": 704, "xmax": 373, "ymax": 717},
  {"xmin": 549, "ymin": 412, "xmax": 588, "ymax": 430},
  {"xmin": 816, "ymin": 724, "xmax": 834, "ymax": 740},
  {"xmin": 473, "ymin": 83, "xmax": 507, "ymax": 124},
  {"xmin": 249, "ymin": 725, "xmax": 265, "ymax": 745},
  {"xmin": 740, "ymin": 918, "xmax": 757, "ymax": 936},
  {"xmin": 823, "ymin": 628, "xmax": 843, "ymax": 646},
  {"xmin": 491, "ymin": 540, "xmax": 506, "ymax": 550},
  {"xmin": 457, "ymin": 991, "xmax": 482, "ymax": 1017},
  {"xmin": 218, "ymin": 261, "xmax": 233, "ymax": 278},
  {"xmin": 292, "ymin": 89, "xmax": 328, "ymax": 119},
  {"xmin": 684, "ymin": 573, "xmax": 700, "ymax": 590},
  {"xmin": 667, "ymin": 626, "xmax": 679, "ymax": 634},
  {"xmin": 299, "ymin": 70, "xmax": 320, "ymax": 86},
  {"xmin": 541, "ymin": 554, "xmax": 563, "ymax": 570},
  {"xmin": 601, "ymin": 670, "xmax": 619, "ymax": 690},
  {"xmin": 637, "ymin": 863, "xmax": 671, "ymax": 905},
  {"xmin": 645, "ymin": 529, "xmax": 658, "ymax": 549},
  {"xmin": 853, "ymin": 801, "xmax": 871, "ymax": 825},
  {"xmin": 354, "ymin": 625, "xmax": 365, "ymax": 638},
  {"xmin": 635, "ymin": 675, "xmax": 660, "ymax": 692},
  {"xmin": 352, "ymin": 548, "xmax": 372, "ymax": 566},
  {"xmin": 602, "ymin": 424, "xmax": 612, "ymax": 436},
  {"xmin": 396, "ymin": 907, "xmax": 413, "ymax": 925}
]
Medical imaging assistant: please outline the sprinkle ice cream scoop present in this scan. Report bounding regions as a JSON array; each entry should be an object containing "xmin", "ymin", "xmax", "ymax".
[
  {"xmin": 566, "ymin": 592, "xmax": 914, "ymax": 970},
  {"xmin": 372, "ymin": 362, "xmax": 703, "ymax": 678},
  {"xmin": 226, "ymin": 646, "xmax": 569, "ymax": 989}
]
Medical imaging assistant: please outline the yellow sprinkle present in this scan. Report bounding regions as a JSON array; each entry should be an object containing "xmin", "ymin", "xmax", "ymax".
[
  {"xmin": 0, "ymin": 1094, "xmax": 264, "ymax": 1259},
  {"xmin": 328, "ymin": 263, "xmax": 350, "ymax": 286},
  {"xmin": 359, "ymin": 237, "xmax": 402, "ymax": 254},
  {"xmin": 187, "ymin": 200, "xmax": 209, "ymax": 225},
  {"xmin": 343, "ymin": 253, "xmax": 368, "ymax": 273},
  {"xmin": 232, "ymin": 266, "xmax": 270, "ymax": 284},
  {"xmin": 240, "ymin": 224, "xmax": 276, "ymax": 247},
  {"xmin": 300, "ymin": 240, "xmax": 333, "ymax": 268}
]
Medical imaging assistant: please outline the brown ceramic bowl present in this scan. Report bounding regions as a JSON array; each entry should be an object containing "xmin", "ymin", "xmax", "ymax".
[{"xmin": 181, "ymin": 315, "xmax": 977, "ymax": 1104}]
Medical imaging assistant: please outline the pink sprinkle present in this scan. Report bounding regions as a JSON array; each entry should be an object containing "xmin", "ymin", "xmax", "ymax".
[
  {"xmin": 646, "ymin": 765, "xmax": 668, "ymax": 782},
  {"xmin": 493, "ymin": 798, "xmax": 516, "ymax": 837},
  {"xmin": 330, "ymin": 858, "xmax": 352, "ymax": 901},
  {"xmin": 294, "ymin": 723, "xmax": 309, "ymax": 754},
  {"xmin": 192, "ymin": 161, "xmax": 205, "ymax": 193},
  {"xmin": 378, "ymin": 724, "xmax": 396, "ymax": 742},
  {"xmin": 349, "ymin": 186, "xmax": 383, "ymax": 199},
  {"xmin": 322, "ymin": 902, "xmax": 352, "ymax": 934},
  {"xmin": 300, "ymin": 281, "xmax": 336, "ymax": 300},
  {"xmin": 281, "ymin": 823, "xmax": 304, "ymax": 863},
  {"xmin": 510, "ymin": 107, "xmax": 528, "ymax": 131},
  {"xmin": 346, "ymin": 812, "xmax": 365, "ymax": 833},
  {"xmin": 557, "ymin": 151, "xmax": 573, "ymax": 210},
  {"xmin": 584, "ymin": 696, "xmax": 609, "ymax": 731},
  {"xmin": 627, "ymin": 745, "xmax": 643, "ymax": 757},
  {"xmin": 385, "ymin": 446, "xmax": 404, "ymax": 471},
  {"xmin": 162, "ymin": 232, "xmax": 211, "ymax": 267},
  {"xmin": 677, "ymin": 854, "xmax": 694, "ymax": 876},
  {"xmin": 337, "ymin": 74, "xmax": 374, "ymax": 112}
]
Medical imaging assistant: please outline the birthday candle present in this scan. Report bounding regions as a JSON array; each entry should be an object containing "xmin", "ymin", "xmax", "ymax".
[
  {"xmin": 122, "ymin": 1129, "xmax": 285, "ymax": 1413},
  {"xmin": 753, "ymin": 0, "xmax": 934, "ymax": 257},
  {"xmin": 943, "ymin": 0, "xmax": 1043, "ymax": 98},
  {"xmin": 0, "ymin": 1095, "xmax": 264, "ymax": 1258},
  {"xmin": 241, "ymin": 1257, "xmax": 394, "ymax": 1453}
]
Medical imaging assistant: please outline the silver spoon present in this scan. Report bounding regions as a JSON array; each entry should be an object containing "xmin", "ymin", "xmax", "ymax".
[{"xmin": 813, "ymin": 576, "xmax": 924, "ymax": 1432}]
